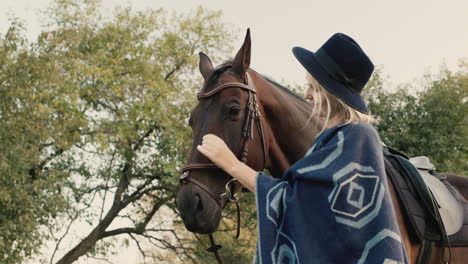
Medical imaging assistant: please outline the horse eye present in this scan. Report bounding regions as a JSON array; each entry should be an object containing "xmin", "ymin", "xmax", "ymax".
[{"xmin": 229, "ymin": 106, "xmax": 241, "ymax": 116}]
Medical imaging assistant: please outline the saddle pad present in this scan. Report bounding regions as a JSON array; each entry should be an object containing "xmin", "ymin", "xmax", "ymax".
[
  {"xmin": 443, "ymin": 180, "xmax": 468, "ymax": 247},
  {"xmin": 384, "ymin": 154, "xmax": 468, "ymax": 247},
  {"xmin": 417, "ymin": 169, "xmax": 464, "ymax": 235},
  {"xmin": 408, "ymin": 156, "xmax": 464, "ymax": 235}
]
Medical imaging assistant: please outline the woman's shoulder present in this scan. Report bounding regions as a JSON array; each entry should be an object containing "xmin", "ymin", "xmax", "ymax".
[
  {"xmin": 340, "ymin": 121, "xmax": 381, "ymax": 145},
  {"xmin": 312, "ymin": 122, "xmax": 381, "ymax": 151},
  {"xmin": 321, "ymin": 122, "xmax": 380, "ymax": 145},
  {"xmin": 341, "ymin": 121, "xmax": 378, "ymax": 136}
]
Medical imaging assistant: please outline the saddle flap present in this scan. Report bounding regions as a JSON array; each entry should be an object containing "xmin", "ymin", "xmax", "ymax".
[{"xmin": 418, "ymin": 169, "xmax": 464, "ymax": 235}]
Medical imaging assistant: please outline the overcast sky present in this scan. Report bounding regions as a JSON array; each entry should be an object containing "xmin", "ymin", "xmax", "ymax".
[
  {"xmin": 2, "ymin": 0, "xmax": 467, "ymax": 263},
  {"xmin": 1, "ymin": 0, "xmax": 467, "ymax": 87}
]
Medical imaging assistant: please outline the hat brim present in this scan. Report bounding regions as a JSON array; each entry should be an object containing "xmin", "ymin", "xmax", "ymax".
[{"xmin": 292, "ymin": 47, "xmax": 368, "ymax": 113}]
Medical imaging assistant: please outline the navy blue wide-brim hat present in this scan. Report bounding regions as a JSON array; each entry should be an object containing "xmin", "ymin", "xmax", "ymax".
[{"xmin": 292, "ymin": 33, "xmax": 374, "ymax": 113}]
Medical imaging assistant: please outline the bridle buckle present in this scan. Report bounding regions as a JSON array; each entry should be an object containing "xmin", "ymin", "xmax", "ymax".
[
  {"xmin": 179, "ymin": 171, "xmax": 189, "ymax": 183},
  {"xmin": 220, "ymin": 178, "xmax": 245, "ymax": 203}
]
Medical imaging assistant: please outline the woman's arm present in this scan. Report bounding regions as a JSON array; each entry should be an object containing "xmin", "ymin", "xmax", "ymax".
[
  {"xmin": 196, "ymin": 134, "xmax": 257, "ymax": 192},
  {"xmin": 225, "ymin": 162, "xmax": 257, "ymax": 192}
]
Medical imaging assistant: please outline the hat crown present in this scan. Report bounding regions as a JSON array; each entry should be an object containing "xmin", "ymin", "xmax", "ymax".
[
  {"xmin": 317, "ymin": 33, "xmax": 374, "ymax": 94},
  {"xmin": 292, "ymin": 33, "xmax": 373, "ymax": 113}
]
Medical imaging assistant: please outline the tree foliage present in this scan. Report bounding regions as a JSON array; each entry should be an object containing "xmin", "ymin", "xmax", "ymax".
[
  {"xmin": 363, "ymin": 62, "xmax": 467, "ymax": 174},
  {"xmin": 0, "ymin": 18, "xmax": 70, "ymax": 263},
  {"xmin": 0, "ymin": 0, "xmax": 238, "ymax": 263},
  {"xmin": 1, "ymin": 0, "xmax": 466, "ymax": 263}
]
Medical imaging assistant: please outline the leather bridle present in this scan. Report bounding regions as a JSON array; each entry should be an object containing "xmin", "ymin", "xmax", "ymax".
[{"xmin": 179, "ymin": 71, "xmax": 267, "ymax": 263}]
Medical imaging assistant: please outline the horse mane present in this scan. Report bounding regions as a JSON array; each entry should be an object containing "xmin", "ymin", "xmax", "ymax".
[
  {"xmin": 209, "ymin": 60, "xmax": 307, "ymax": 104},
  {"xmin": 255, "ymin": 72, "xmax": 307, "ymax": 103}
]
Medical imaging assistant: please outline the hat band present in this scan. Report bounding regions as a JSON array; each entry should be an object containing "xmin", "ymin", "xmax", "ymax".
[{"xmin": 315, "ymin": 48, "xmax": 362, "ymax": 94}]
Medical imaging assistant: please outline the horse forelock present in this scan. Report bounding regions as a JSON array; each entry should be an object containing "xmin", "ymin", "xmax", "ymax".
[{"xmin": 202, "ymin": 61, "xmax": 234, "ymax": 89}]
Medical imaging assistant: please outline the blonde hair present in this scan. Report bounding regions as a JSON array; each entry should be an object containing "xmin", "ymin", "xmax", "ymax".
[{"xmin": 304, "ymin": 73, "xmax": 375, "ymax": 133}]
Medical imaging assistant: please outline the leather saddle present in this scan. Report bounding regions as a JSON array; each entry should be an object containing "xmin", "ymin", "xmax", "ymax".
[{"xmin": 383, "ymin": 147, "xmax": 468, "ymax": 264}]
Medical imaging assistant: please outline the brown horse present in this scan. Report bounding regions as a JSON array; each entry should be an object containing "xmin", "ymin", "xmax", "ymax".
[{"xmin": 176, "ymin": 30, "xmax": 468, "ymax": 263}]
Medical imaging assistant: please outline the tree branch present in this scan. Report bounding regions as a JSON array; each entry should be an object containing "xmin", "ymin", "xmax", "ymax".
[
  {"xmin": 102, "ymin": 198, "xmax": 164, "ymax": 239},
  {"xmin": 29, "ymin": 147, "xmax": 64, "ymax": 180},
  {"xmin": 121, "ymin": 184, "xmax": 167, "ymax": 209},
  {"xmin": 132, "ymin": 125, "xmax": 155, "ymax": 151},
  {"xmin": 164, "ymin": 60, "xmax": 185, "ymax": 81},
  {"xmin": 50, "ymin": 211, "xmax": 80, "ymax": 264},
  {"xmin": 129, "ymin": 234, "xmax": 147, "ymax": 264},
  {"xmin": 56, "ymin": 158, "xmax": 132, "ymax": 263}
]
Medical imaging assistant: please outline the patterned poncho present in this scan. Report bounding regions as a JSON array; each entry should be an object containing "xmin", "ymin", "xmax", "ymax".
[{"xmin": 254, "ymin": 122, "xmax": 408, "ymax": 264}]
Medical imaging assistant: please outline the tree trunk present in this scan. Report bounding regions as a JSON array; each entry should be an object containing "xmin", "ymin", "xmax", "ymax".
[
  {"xmin": 55, "ymin": 204, "xmax": 121, "ymax": 264},
  {"xmin": 57, "ymin": 205, "xmax": 120, "ymax": 264}
]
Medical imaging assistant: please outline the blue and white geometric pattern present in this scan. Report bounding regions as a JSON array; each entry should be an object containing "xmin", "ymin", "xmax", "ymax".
[
  {"xmin": 347, "ymin": 181, "xmax": 365, "ymax": 209},
  {"xmin": 328, "ymin": 162, "xmax": 376, "ymax": 201},
  {"xmin": 325, "ymin": 161, "xmax": 385, "ymax": 229},
  {"xmin": 278, "ymin": 243, "xmax": 296, "ymax": 263},
  {"xmin": 271, "ymin": 233, "xmax": 300, "ymax": 264},
  {"xmin": 330, "ymin": 173, "xmax": 385, "ymax": 229},
  {"xmin": 297, "ymin": 131, "xmax": 344, "ymax": 174},
  {"xmin": 254, "ymin": 123, "xmax": 408, "ymax": 264},
  {"xmin": 266, "ymin": 182, "xmax": 288, "ymax": 226},
  {"xmin": 383, "ymin": 259, "xmax": 404, "ymax": 264},
  {"xmin": 357, "ymin": 229, "xmax": 405, "ymax": 264},
  {"xmin": 331, "ymin": 174, "xmax": 378, "ymax": 217},
  {"xmin": 265, "ymin": 183, "xmax": 300, "ymax": 263},
  {"xmin": 303, "ymin": 142, "xmax": 317, "ymax": 157}
]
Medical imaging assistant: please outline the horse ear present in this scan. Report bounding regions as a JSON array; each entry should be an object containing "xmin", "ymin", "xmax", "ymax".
[
  {"xmin": 232, "ymin": 28, "xmax": 251, "ymax": 76},
  {"xmin": 199, "ymin": 52, "xmax": 214, "ymax": 80}
]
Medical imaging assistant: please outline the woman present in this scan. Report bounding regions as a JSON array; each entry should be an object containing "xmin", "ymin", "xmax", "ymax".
[{"xmin": 197, "ymin": 33, "xmax": 408, "ymax": 263}]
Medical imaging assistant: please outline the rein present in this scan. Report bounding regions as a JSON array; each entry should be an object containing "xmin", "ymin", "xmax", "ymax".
[{"xmin": 180, "ymin": 72, "xmax": 266, "ymax": 264}]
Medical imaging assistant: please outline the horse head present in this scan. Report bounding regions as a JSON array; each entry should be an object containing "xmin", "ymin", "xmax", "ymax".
[{"xmin": 177, "ymin": 29, "xmax": 267, "ymax": 234}]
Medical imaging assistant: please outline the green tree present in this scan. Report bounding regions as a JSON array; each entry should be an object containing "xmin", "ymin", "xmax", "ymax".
[
  {"xmin": 0, "ymin": 18, "xmax": 72, "ymax": 264},
  {"xmin": 0, "ymin": 0, "xmax": 239, "ymax": 263},
  {"xmin": 363, "ymin": 62, "xmax": 467, "ymax": 174}
]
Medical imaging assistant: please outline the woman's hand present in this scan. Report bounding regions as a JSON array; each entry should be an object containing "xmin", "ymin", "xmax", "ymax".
[
  {"xmin": 197, "ymin": 134, "xmax": 240, "ymax": 173},
  {"xmin": 197, "ymin": 134, "xmax": 258, "ymax": 192}
]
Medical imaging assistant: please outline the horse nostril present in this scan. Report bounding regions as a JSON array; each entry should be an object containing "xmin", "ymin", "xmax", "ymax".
[{"xmin": 196, "ymin": 194, "xmax": 204, "ymax": 211}]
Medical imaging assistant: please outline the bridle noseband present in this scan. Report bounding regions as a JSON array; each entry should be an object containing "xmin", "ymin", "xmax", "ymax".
[{"xmin": 179, "ymin": 72, "xmax": 267, "ymax": 263}]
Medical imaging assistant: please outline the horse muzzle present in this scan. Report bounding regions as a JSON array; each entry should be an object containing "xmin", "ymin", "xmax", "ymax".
[{"xmin": 177, "ymin": 182, "xmax": 222, "ymax": 234}]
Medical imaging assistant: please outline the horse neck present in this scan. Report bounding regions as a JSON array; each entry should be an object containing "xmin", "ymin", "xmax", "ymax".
[{"xmin": 250, "ymin": 71, "xmax": 323, "ymax": 178}]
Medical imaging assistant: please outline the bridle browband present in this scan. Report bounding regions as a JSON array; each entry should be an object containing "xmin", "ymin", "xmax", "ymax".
[{"xmin": 179, "ymin": 71, "xmax": 267, "ymax": 263}]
